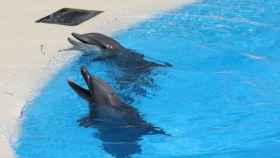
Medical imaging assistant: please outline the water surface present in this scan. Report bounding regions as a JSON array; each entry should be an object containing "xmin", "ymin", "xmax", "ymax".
[{"xmin": 17, "ymin": 0, "xmax": 280, "ymax": 157}]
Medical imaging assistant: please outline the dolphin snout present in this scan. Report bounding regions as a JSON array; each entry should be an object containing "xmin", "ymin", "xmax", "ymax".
[
  {"xmin": 81, "ymin": 66, "xmax": 91, "ymax": 83},
  {"xmin": 71, "ymin": 32, "xmax": 88, "ymax": 43},
  {"xmin": 71, "ymin": 32, "xmax": 81, "ymax": 38},
  {"xmin": 80, "ymin": 66, "xmax": 94, "ymax": 94},
  {"xmin": 71, "ymin": 32, "xmax": 101, "ymax": 46}
]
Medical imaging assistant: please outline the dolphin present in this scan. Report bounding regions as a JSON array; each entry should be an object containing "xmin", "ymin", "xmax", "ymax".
[
  {"xmin": 68, "ymin": 32, "xmax": 172, "ymax": 69},
  {"xmin": 67, "ymin": 66, "xmax": 168, "ymax": 158}
]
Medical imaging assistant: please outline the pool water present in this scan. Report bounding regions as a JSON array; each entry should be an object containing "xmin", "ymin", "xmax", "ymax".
[{"xmin": 16, "ymin": 0, "xmax": 280, "ymax": 157}]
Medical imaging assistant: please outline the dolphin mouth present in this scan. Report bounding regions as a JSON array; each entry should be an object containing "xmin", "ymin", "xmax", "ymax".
[
  {"xmin": 68, "ymin": 33, "xmax": 95, "ymax": 46},
  {"xmin": 67, "ymin": 66, "xmax": 94, "ymax": 98},
  {"xmin": 67, "ymin": 34, "xmax": 102, "ymax": 53},
  {"xmin": 67, "ymin": 37, "xmax": 85, "ymax": 47},
  {"xmin": 71, "ymin": 33, "xmax": 91, "ymax": 44},
  {"xmin": 71, "ymin": 33, "xmax": 106, "ymax": 49},
  {"xmin": 80, "ymin": 66, "xmax": 94, "ymax": 94}
]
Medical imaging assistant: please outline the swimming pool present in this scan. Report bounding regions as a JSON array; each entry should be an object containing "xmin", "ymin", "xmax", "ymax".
[{"xmin": 16, "ymin": 0, "xmax": 280, "ymax": 157}]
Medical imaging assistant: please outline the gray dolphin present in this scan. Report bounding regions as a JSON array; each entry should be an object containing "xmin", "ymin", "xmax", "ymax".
[
  {"xmin": 68, "ymin": 66, "xmax": 167, "ymax": 158},
  {"xmin": 68, "ymin": 32, "xmax": 172, "ymax": 68}
]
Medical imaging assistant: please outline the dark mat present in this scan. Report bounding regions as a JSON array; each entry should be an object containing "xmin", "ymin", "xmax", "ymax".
[{"xmin": 36, "ymin": 8, "xmax": 103, "ymax": 26}]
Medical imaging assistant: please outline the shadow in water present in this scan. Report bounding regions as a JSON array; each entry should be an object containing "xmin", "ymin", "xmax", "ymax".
[{"xmin": 79, "ymin": 115, "xmax": 164, "ymax": 158}]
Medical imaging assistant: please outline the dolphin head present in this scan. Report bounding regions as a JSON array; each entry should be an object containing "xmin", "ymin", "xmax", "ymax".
[
  {"xmin": 69, "ymin": 32, "xmax": 124, "ymax": 52},
  {"xmin": 68, "ymin": 66, "xmax": 123, "ymax": 106}
]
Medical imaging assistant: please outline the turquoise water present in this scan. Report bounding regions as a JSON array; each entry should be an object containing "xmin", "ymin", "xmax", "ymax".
[{"xmin": 16, "ymin": 0, "xmax": 280, "ymax": 157}]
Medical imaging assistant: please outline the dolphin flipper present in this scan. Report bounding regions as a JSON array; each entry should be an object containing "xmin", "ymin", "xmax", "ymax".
[{"xmin": 150, "ymin": 126, "xmax": 170, "ymax": 136}]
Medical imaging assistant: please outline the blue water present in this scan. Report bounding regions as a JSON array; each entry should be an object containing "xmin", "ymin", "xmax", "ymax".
[{"xmin": 16, "ymin": 0, "xmax": 280, "ymax": 157}]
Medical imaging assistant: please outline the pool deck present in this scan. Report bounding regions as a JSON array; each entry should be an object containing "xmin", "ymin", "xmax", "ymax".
[{"xmin": 0, "ymin": 0, "xmax": 196, "ymax": 157}]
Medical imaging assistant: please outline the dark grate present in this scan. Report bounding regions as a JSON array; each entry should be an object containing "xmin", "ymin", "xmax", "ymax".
[{"xmin": 36, "ymin": 8, "xmax": 103, "ymax": 26}]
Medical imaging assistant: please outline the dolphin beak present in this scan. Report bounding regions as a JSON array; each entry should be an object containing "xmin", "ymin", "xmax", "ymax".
[
  {"xmin": 80, "ymin": 66, "xmax": 94, "ymax": 95},
  {"xmin": 67, "ymin": 66, "xmax": 95, "ymax": 101},
  {"xmin": 71, "ymin": 33, "xmax": 89, "ymax": 44},
  {"xmin": 67, "ymin": 79, "xmax": 91, "ymax": 101},
  {"xmin": 71, "ymin": 32, "xmax": 105, "ymax": 49},
  {"xmin": 67, "ymin": 37, "xmax": 82, "ymax": 46},
  {"xmin": 71, "ymin": 32, "xmax": 81, "ymax": 39}
]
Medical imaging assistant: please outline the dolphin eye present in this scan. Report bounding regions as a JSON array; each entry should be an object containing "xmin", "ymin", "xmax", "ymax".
[{"xmin": 106, "ymin": 44, "xmax": 114, "ymax": 49}]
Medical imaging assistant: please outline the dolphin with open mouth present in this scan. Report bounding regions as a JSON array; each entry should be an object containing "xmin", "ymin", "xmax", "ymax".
[
  {"xmin": 68, "ymin": 66, "xmax": 168, "ymax": 158},
  {"xmin": 68, "ymin": 32, "xmax": 172, "ymax": 69}
]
